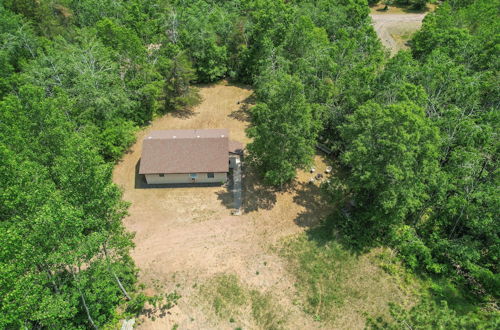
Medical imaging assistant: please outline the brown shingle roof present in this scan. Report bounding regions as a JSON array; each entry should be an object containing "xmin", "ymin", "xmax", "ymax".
[{"xmin": 139, "ymin": 129, "xmax": 230, "ymax": 174}]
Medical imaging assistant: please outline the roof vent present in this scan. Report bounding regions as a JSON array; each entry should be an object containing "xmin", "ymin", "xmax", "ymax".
[
  {"xmin": 147, "ymin": 136, "xmax": 152, "ymax": 139},
  {"xmin": 173, "ymin": 136, "xmax": 176, "ymax": 139},
  {"xmin": 197, "ymin": 135, "xmax": 200, "ymax": 138},
  {"xmin": 221, "ymin": 134, "xmax": 225, "ymax": 138}
]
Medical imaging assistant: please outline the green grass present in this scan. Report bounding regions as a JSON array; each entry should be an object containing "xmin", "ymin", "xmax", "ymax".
[
  {"xmin": 199, "ymin": 225, "xmax": 478, "ymax": 328},
  {"xmin": 427, "ymin": 277, "xmax": 479, "ymax": 315},
  {"xmin": 279, "ymin": 219, "xmax": 487, "ymax": 328},
  {"xmin": 250, "ymin": 290, "xmax": 286, "ymax": 330},
  {"xmin": 280, "ymin": 234, "xmax": 358, "ymax": 321},
  {"xmin": 375, "ymin": 249, "xmax": 480, "ymax": 316},
  {"xmin": 280, "ymin": 222, "xmax": 422, "ymax": 327},
  {"xmin": 199, "ymin": 274, "xmax": 286, "ymax": 329},
  {"xmin": 201, "ymin": 274, "xmax": 247, "ymax": 318}
]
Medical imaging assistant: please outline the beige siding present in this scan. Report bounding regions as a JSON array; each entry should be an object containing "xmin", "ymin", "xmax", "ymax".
[{"xmin": 145, "ymin": 172, "xmax": 227, "ymax": 185}]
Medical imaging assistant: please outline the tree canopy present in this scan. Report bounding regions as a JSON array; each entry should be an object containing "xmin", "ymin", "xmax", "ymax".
[
  {"xmin": 0, "ymin": 0, "xmax": 498, "ymax": 327},
  {"xmin": 330, "ymin": 0, "xmax": 499, "ymax": 317}
]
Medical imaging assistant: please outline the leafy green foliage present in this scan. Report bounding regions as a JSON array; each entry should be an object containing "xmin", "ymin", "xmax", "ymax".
[
  {"xmin": 368, "ymin": 298, "xmax": 500, "ymax": 329},
  {"xmin": 334, "ymin": 0, "xmax": 500, "ymax": 311},
  {"xmin": 1, "ymin": 0, "xmax": 497, "ymax": 327},
  {"xmin": 0, "ymin": 85, "xmax": 136, "ymax": 327},
  {"xmin": 162, "ymin": 52, "xmax": 201, "ymax": 113},
  {"xmin": 247, "ymin": 73, "xmax": 319, "ymax": 186},
  {"xmin": 337, "ymin": 101, "xmax": 440, "ymax": 237}
]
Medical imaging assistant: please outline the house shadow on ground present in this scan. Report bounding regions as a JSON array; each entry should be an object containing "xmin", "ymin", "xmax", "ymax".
[{"xmin": 215, "ymin": 169, "xmax": 235, "ymax": 209}]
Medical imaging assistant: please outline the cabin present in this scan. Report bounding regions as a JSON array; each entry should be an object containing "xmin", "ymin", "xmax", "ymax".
[{"xmin": 139, "ymin": 129, "xmax": 243, "ymax": 185}]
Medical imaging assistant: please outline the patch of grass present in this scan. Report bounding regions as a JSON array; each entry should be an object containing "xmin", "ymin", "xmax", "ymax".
[
  {"xmin": 250, "ymin": 290, "xmax": 286, "ymax": 330},
  {"xmin": 200, "ymin": 274, "xmax": 247, "ymax": 318},
  {"xmin": 200, "ymin": 274, "xmax": 286, "ymax": 329},
  {"xmin": 281, "ymin": 234, "xmax": 357, "ymax": 321},
  {"xmin": 375, "ymin": 249, "xmax": 479, "ymax": 315},
  {"xmin": 391, "ymin": 30, "xmax": 417, "ymax": 50},
  {"xmin": 280, "ymin": 221, "xmax": 422, "ymax": 328}
]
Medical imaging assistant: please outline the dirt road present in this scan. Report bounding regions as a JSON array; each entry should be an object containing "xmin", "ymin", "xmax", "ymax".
[{"xmin": 371, "ymin": 13, "xmax": 426, "ymax": 55}]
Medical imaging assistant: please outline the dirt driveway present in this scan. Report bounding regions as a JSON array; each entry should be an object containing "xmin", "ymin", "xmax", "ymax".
[
  {"xmin": 371, "ymin": 13, "xmax": 426, "ymax": 55},
  {"xmin": 113, "ymin": 82, "xmax": 332, "ymax": 329}
]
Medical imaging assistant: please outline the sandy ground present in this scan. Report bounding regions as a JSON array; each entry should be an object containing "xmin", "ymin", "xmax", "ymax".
[
  {"xmin": 370, "ymin": 12, "xmax": 427, "ymax": 55},
  {"xmin": 113, "ymin": 82, "xmax": 332, "ymax": 329}
]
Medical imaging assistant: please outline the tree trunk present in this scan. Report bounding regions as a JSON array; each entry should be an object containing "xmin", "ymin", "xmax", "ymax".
[
  {"xmin": 72, "ymin": 268, "xmax": 98, "ymax": 329},
  {"xmin": 103, "ymin": 244, "xmax": 131, "ymax": 301}
]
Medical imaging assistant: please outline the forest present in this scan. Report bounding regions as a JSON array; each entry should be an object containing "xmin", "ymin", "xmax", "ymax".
[{"xmin": 0, "ymin": 0, "xmax": 498, "ymax": 328}]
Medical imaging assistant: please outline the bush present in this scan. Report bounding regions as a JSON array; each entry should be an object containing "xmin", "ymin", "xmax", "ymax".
[{"xmin": 390, "ymin": 225, "xmax": 443, "ymax": 273}]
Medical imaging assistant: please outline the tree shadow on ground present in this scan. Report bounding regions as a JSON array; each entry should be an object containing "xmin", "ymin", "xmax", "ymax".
[
  {"xmin": 298, "ymin": 212, "xmax": 370, "ymax": 260},
  {"xmin": 194, "ymin": 80, "xmax": 253, "ymax": 92},
  {"xmin": 292, "ymin": 181, "xmax": 332, "ymax": 228},
  {"xmin": 303, "ymin": 205, "xmax": 382, "ymax": 257},
  {"xmin": 229, "ymin": 94, "xmax": 256, "ymax": 122},
  {"xmin": 292, "ymin": 168, "xmax": 373, "ymax": 255},
  {"xmin": 288, "ymin": 158, "xmax": 375, "ymax": 254},
  {"xmin": 371, "ymin": 3, "xmax": 433, "ymax": 14},
  {"xmin": 216, "ymin": 158, "xmax": 279, "ymax": 213},
  {"xmin": 220, "ymin": 80, "xmax": 253, "ymax": 92},
  {"xmin": 241, "ymin": 164, "xmax": 278, "ymax": 213},
  {"xmin": 169, "ymin": 108, "xmax": 199, "ymax": 119}
]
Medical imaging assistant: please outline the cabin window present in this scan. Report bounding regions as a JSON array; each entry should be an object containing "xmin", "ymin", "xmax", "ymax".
[
  {"xmin": 190, "ymin": 173, "xmax": 198, "ymax": 179},
  {"xmin": 159, "ymin": 173, "xmax": 165, "ymax": 177},
  {"xmin": 207, "ymin": 172, "xmax": 215, "ymax": 178}
]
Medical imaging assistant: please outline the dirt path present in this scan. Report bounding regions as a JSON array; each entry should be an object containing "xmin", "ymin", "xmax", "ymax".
[
  {"xmin": 113, "ymin": 82, "xmax": 332, "ymax": 329},
  {"xmin": 371, "ymin": 13, "xmax": 426, "ymax": 55}
]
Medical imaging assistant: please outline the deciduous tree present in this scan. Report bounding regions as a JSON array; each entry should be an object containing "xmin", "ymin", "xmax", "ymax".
[{"xmin": 247, "ymin": 73, "xmax": 319, "ymax": 187}]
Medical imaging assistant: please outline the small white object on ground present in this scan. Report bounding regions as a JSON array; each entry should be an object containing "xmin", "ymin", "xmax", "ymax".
[
  {"xmin": 325, "ymin": 166, "xmax": 332, "ymax": 174},
  {"xmin": 121, "ymin": 318, "xmax": 135, "ymax": 330}
]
